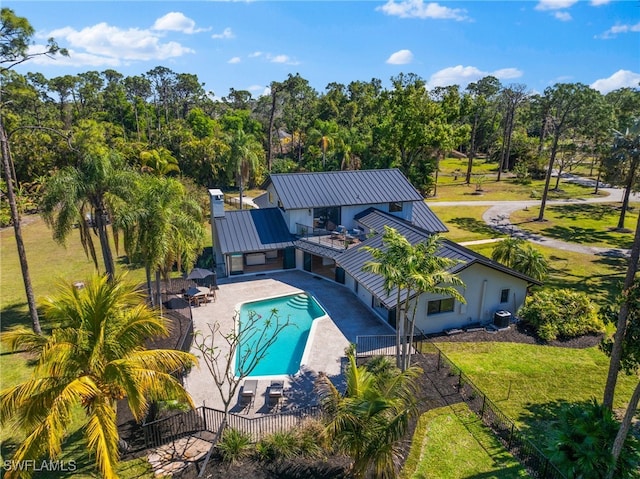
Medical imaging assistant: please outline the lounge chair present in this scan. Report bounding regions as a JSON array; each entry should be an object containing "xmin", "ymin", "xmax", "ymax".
[
  {"xmin": 241, "ymin": 379, "xmax": 258, "ymax": 409},
  {"xmin": 268, "ymin": 380, "xmax": 284, "ymax": 408}
]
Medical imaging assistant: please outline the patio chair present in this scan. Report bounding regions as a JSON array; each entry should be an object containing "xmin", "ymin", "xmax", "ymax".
[
  {"xmin": 241, "ymin": 379, "xmax": 257, "ymax": 409},
  {"xmin": 208, "ymin": 286, "xmax": 217, "ymax": 302},
  {"xmin": 268, "ymin": 380, "xmax": 284, "ymax": 408}
]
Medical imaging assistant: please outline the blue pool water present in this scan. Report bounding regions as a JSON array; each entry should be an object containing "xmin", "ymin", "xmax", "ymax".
[{"xmin": 236, "ymin": 292, "xmax": 327, "ymax": 377}]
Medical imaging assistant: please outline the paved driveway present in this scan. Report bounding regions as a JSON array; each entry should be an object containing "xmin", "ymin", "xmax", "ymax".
[{"xmin": 183, "ymin": 270, "xmax": 393, "ymax": 415}]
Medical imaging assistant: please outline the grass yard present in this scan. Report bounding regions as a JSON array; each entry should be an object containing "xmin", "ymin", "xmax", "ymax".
[
  {"xmin": 511, "ymin": 203, "xmax": 640, "ymax": 250},
  {"xmin": 401, "ymin": 404, "xmax": 529, "ymax": 479},
  {"xmin": 429, "ymin": 204, "xmax": 503, "ymax": 243},
  {"xmin": 429, "ymin": 176, "xmax": 606, "ymax": 203},
  {"xmin": 0, "ymin": 216, "xmax": 149, "ymax": 330},
  {"xmin": 433, "ymin": 342, "xmax": 638, "ymax": 448}
]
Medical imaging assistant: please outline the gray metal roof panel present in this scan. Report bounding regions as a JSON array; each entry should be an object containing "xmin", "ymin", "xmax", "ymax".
[
  {"xmin": 338, "ymin": 212, "xmax": 540, "ymax": 308},
  {"xmin": 293, "ymin": 240, "xmax": 345, "ymax": 260},
  {"xmin": 266, "ymin": 169, "xmax": 424, "ymax": 210},
  {"xmin": 412, "ymin": 201, "xmax": 448, "ymax": 233},
  {"xmin": 214, "ymin": 208, "xmax": 295, "ymax": 254}
]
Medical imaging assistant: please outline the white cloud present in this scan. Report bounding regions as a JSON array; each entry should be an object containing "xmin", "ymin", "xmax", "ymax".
[
  {"xmin": 212, "ymin": 27, "xmax": 234, "ymax": 40},
  {"xmin": 535, "ymin": 0, "xmax": 578, "ymax": 11},
  {"xmin": 152, "ymin": 12, "xmax": 206, "ymax": 34},
  {"xmin": 27, "ymin": 45, "xmax": 120, "ymax": 67},
  {"xmin": 554, "ymin": 11, "xmax": 572, "ymax": 21},
  {"xmin": 590, "ymin": 0, "xmax": 610, "ymax": 5},
  {"xmin": 591, "ymin": 70, "xmax": 640, "ymax": 93},
  {"xmin": 266, "ymin": 53, "xmax": 299, "ymax": 65},
  {"xmin": 377, "ymin": 0, "xmax": 469, "ymax": 21},
  {"xmin": 46, "ymin": 22, "xmax": 194, "ymax": 64},
  {"xmin": 228, "ymin": 56, "xmax": 241, "ymax": 64},
  {"xmin": 249, "ymin": 51, "xmax": 263, "ymax": 58},
  {"xmin": 597, "ymin": 22, "xmax": 640, "ymax": 39},
  {"xmin": 386, "ymin": 49, "xmax": 413, "ymax": 65},
  {"xmin": 427, "ymin": 65, "xmax": 523, "ymax": 88},
  {"xmin": 491, "ymin": 68, "xmax": 523, "ymax": 79}
]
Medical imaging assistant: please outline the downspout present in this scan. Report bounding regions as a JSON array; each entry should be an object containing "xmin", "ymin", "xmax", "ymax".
[{"xmin": 478, "ymin": 279, "xmax": 487, "ymax": 323}]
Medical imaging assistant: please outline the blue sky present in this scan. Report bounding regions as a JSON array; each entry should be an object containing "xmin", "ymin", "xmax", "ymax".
[{"xmin": 6, "ymin": 1, "xmax": 640, "ymax": 98}]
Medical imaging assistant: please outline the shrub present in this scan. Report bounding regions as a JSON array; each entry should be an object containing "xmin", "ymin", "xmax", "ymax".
[
  {"xmin": 296, "ymin": 419, "xmax": 328, "ymax": 457},
  {"xmin": 217, "ymin": 428, "xmax": 252, "ymax": 463},
  {"xmin": 545, "ymin": 400, "xmax": 640, "ymax": 479},
  {"xmin": 256, "ymin": 430, "xmax": 299, "ymax": 462},
  {"xmin": 518, "ymin": 289, "xmax": 604, "ymax": 341}
]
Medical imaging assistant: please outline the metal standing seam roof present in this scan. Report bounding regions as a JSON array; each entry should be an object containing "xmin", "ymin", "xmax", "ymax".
[
  {"xmin": 411, "ymin": 201, "xmax": 448, "ymax": 233},
  {"xmin": 213, "ymin": 208, "xmax": 295, "ymax": 255},
  {"xmin": 265, "ymin": 169, "xmax": 424, "ymax": 210},
  {"xmin": 338, "ymin": 210, "xmax": 540, "ymax": 309}
]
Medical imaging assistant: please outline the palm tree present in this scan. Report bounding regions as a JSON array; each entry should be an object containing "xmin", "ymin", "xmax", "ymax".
[
  {"xmin": 363, "ymin": 227, "xmax": 465, "ymax": 370},
  {"xmin": 492, "ymin": 237, "xmax": 548, "ymax": 281},
  {"xmin": 139, "ymin": 147, "xmax": 180, "ymax": 176},
  {"xmin": 114, "ymin": 175, "xmax": 205, "ymax": 307},
  {"xmin": 307, "ymin": 119, "xmax": 338, "ymax": 168},
  {"xmin": 491, "ymin": 237, "xmax": 526, "ymax": 267},
  {"xmin": 403, "ymin": 234, "xmax": 465, "ymax": 369},
  {"xmin": 316, "ymin": 353, "xmax": 421, "ymax": 479},
  {"xmin": 0, "ymin": 274, "xmax": 196, "ymax": 479},
  {"xmin": 227, "ymin": 128, "xmax": 264, "ymax": 209},
  {"xmin": 362, "ymin": 226, "xmax": 409, "ymax": 369},
  {"xmin": 40, "ymin": 151, "xmax": 134, "ymax": 279},
  {"xmin": 512, "ymin": 244, "xmax": 549, "ymax": 281}
]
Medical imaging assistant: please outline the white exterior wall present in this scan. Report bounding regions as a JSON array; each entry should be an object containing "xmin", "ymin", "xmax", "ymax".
[
  {"xmin": 264, "ymin": 184, "xmax": 279, "ymax": 207},
  {"xmin": 285, "ymin": 208, "xmax": 312, "ymax": 234},
  {"xmin": 345, "ymin": 273, "xmax": 378, "ymax": 317},
  {"xmin": 411, "ymin": 263, "xmax": 530, "ymax": 334}
]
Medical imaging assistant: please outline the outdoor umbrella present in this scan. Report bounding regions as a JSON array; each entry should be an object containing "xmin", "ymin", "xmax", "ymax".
[
  {"xmin": 185, "ymin": 286, "xmax": 201, "ymax": 297},
  {"xmin": 186, "ymin": 267, "xmax": 215, "ymax": 280}
]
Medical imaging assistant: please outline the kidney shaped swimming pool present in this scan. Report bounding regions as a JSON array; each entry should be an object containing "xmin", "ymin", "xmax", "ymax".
[{"xmin": 236, "ymin": 292, "xmax": 327, "ymax": 377}]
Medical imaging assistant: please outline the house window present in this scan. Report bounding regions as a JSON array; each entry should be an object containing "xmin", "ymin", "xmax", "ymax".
[
  {"xmin": 500, "ymin": 288, "xmax": 510, "ymax": 303},
  {"xmin": 268, "ymin": 191, "xmax": 273, "ymax": 203},
  {"xmin": 354, "ymin": 280, "xmax": 359, "ymax": 293},
  {"xmin": 427, "ymin": 298, "xmax": 455, "ymax": 315},
  {"xmin": 389, "ymin": 201, "xmax": 403, "ymax": 212}
]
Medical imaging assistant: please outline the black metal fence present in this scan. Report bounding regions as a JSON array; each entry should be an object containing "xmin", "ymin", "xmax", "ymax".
[
  {"xmin": 142, "ymin": 405, "xmax": 323, "ymax": 450},
  {"xmin": 355, "ymin": 336, "xmax": 566, "ymax": 479},
  {"xmin": 430, "ymin": 345, "xmax": 566, "ymax": 479}
]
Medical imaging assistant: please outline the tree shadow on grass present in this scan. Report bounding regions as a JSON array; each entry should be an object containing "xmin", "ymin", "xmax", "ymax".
[
  {"xmin": 449, "ymin": 217, "xmax": 504, "ymax": 238},
  {"xmin": 544, "ymin": 254, "xmax": 626, "ymax": 304},
  {"xmin": 516, "ymin": 399, "xmax": 593, "ymax": 451},
  {"xmin": 536, "ymin": 225, "xmax": 633, "ymax": 249},
  {"xmin": 1, "ymin": 427, "xmax": 97, "ymax": 479},
  {"xmin": 0, "ymin": 302, "xmax": 36, "ymax": 332}
]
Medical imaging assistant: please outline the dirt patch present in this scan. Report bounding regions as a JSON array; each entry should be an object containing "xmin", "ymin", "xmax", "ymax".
[{"xmin": 426, "ymin": 322, "xmax": 604, "ymax": 349}]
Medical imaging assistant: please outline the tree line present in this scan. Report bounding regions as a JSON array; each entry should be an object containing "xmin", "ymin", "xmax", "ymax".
[{"xmin": 2, "ymin": 36, "xmax": 639, "ymax": 208}]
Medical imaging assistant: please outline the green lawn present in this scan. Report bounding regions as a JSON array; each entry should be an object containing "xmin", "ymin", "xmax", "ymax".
[
  {"xmin": 510, "ymin": 203, "xmax": 639, "ymax": 249},
  {"xmin": 402, "ymin": 404, "xmax": 530, "ymax": 479},
  {"xmin": 432, "ymin": 342, "xmax": 638, "ymax": 448},
  {"xmin": 0, "ymin": 216, "xmax": 148, "ymax": 329},
  {"xmin": 429, "ymin": 204, "xmax": 503, "ymax": 243}
]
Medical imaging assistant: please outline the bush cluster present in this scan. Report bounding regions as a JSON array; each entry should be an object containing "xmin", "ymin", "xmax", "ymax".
[
  {"xmin": 518, "ymin": 289, "xmax": 604, "ymax": 341},
  {"xmin": 217, "ymin": 419, "xmax": 328, "ymax": 464}
]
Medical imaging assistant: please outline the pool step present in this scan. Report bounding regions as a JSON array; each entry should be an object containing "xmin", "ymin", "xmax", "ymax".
[{"xmin": 287, "ymin": 294, "xmax": 311, "ymax": 310}]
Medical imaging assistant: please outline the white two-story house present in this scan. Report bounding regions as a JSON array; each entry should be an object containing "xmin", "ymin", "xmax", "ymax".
[{"xmin": 209, "ymin": 169, "xmax": 539, "ymax": 334}]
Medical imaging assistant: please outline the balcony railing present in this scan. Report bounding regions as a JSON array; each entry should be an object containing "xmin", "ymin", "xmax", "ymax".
[{"xmin": 296, "ymin": 223, "xmax": 364, "ymax": 251}]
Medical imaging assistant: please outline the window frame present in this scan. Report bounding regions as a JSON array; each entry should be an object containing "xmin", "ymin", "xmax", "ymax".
[
  {"xmin": 389, "ymin": 201, "xmax": 403, "ymax": 213},
  {"xmin": 427, "ymin": 297, "xmax": 455, "ymax": 315},
  {"xmin": 500, "ymin": 288, "xmax": 510, "ymax": 304}
]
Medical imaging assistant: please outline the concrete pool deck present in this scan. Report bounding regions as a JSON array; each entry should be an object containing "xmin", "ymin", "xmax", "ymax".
[{"xmin": 183, "ymin": 270, "xmax": 394, "ymax": 416}]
